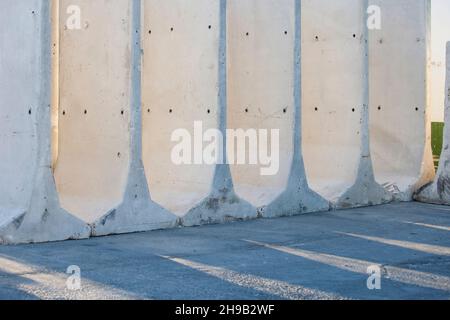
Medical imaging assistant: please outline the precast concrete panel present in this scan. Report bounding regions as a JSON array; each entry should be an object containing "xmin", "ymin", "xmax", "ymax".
[
  {"xmin": 228, "ymin": 0, "xmax": 296, "ymax": 207},
  {"xmin": 55, "ymin": 0, "xmax": 132, "ymax": 223},
  {"xmin": 228, "ymin": 0, "xmax": 329, "ymax": 216},
  {"xmin": 0, "ymin": 0, "xmax": 40, "ymax": 223},
  {"xmin": 369, "ymin": 0, "xmax": 434, "ymax": 200},
  {"xmin": 142, "ymin": 0, "xmax": 220, "ymax": 216},
  {"xmin": 302, "ymin": 0, "xmax": 391, "ymax": 208},
  {"xmin": 0, "ymin": 0, "xmax": 89, "ymax": 244},
  {"xmin": 302, "ymin": 0, "xmax": 367, "ymax": 204}
]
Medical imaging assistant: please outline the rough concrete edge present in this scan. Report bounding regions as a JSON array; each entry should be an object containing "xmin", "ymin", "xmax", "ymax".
[
  {"xmin": 91, "ymin": 0, "xmax": 178, "ymax": 237},
  {"xmin": 0, "ymin": 1, "xmax": 90, "ymax": 245},
  {"xmin": 262, "ymin": 0, "xmax": 330, "ymax": 218},
  {"xmin": 182, "ymin": 0, "xmax": 257, "ymax": 227},
  {"xmin": 416, "ymin": 41, "xmax": 450, "ymax": 205},
  {"xmin": 334, "ymin": 0, "xmax": 392, "ymax": 210}
]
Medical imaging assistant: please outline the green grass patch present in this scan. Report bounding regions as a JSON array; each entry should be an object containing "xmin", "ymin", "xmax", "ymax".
[{"xmin": 432, "ymin": 122, "xmax": 444, "ymax": 170}]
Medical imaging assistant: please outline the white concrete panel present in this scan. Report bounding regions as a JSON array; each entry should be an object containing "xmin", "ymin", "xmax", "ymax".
[
  {"xmin": 0, "ymin": 0, "xmax": 89, "ymax": 244},
  {"xmin": 370, "ymin": 0, "xmax": 434, "ymax": 200},
  {"xmin": 55, "ymin": 0, "xmax": 132, "ymax": 223},
  {"xmin": 302, "ymin": 0, "xmax": 366, "ymax": 202},
  {"xmin": 227, "ymin": 0, "xmax": 295, "ymax": 208},
  {"xmin": 0, "ymin": 0, "xmax": 40, "ymax": 223},
  {"xmin": 142, "ymin": 0, "xmax": 220, "ymax": 216}
]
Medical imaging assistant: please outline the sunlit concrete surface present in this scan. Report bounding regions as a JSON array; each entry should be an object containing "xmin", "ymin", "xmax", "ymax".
[
  {"xmin": 369, "ymin": 0, "xmax": 434, "ymax": 201},
  {"xmin": 0, "ymin": 202, "xmax": 449, "ymax": 300},
  {"xmin": 55, "ymin": 0, "xmax": 132, "ymax": 223},
  {"xmin": 302, "ymin": 0, "xmax": 367, "ymax": 204},
  {"xmin": 227, "ymin": 0, "xmax": 296, "ymax": 208},
  {"xmin": 142, "ymin": 0, "xmax": 221, "ymax": 216}
]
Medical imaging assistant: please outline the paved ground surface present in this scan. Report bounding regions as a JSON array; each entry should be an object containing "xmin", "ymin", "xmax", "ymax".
[{"xmin": 0, "ymin": 202, "xmax": 449, "ymax": 300}]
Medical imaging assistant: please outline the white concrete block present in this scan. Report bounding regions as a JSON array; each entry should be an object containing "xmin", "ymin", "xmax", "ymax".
[
  {"xmin": 302, "ymin": 0, "xmax": 390, "ymax": 208},
  {"xmin": 370, "ymin": 0, "xmax": 434, "ymax": 201},
  {"xmin": 0, "ymin": 0, "xmax": 90, "ymax": 244},
  {"xmin": 227, "ymin": 0, "xmax": 329, "ymax": 217}
]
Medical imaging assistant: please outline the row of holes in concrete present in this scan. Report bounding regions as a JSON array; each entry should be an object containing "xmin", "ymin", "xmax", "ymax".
[
  {"xmin": 147, "ymin": 27, "xmax": 291, "ymax": 36},
  {"xmin": 147, "ymin": 29, "xmax": 364, "ymax": 40},
  {"xmin": 46, "ymin": 106, "xmax": 421, "ymax": 116}
]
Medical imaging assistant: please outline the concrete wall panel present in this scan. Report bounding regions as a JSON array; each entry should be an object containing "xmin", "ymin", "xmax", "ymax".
[
  {"xmin": 370, "ymin": 0, "xmax": 434, "ymax": 200},
  {"xmin": 0, "ymin": 0, "xmax": 40, "ymax": 223},
  {"xmin": 142, "ymin": 0, "xmax": 221, "ymax": 216},
  {"xmin": 0, "ymin": 0, "xmax": 89, "ymax": 244},
  {"xmin": 227, "ymin": 0, "xmax": 295, "ymax": 207},
  {"xmin": 302, "ymin": 0, "xmax": 365, "ymax": 202},
  {"xmin": 55, "ymin": 0, "xmax": 132, "ymax": 223}
]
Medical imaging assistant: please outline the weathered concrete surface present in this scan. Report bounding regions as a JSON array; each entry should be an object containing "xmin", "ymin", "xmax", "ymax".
[
  {"xmin": 370, "ymin": 0, "xmax": 434, "ymax": 201},
  {"xmin": 0, "ymin": 1, "xmax": 90, "ymax": 244},
  {"xmin": 228, "ymin": 0, "xmax": 329, "ymax": 218},
  {"xmin": 417, "ymin": 42, "xmax": 450, "ymax": 205},
  {"xmin": 0, "ymin": 202, "xmax": 449, "ymax": 300},
  {"xmin": 55, "ymin": 0, "xmax": 132, "ymax": 223},
  {"xmin": 302, "ymin": 0, "xmax": 390, "ymax": 209},
  {"xmin": 142, "ymin": 0, "xmax": 221, "ymax": 217},
  {"xmin": 0, "ymin": 0, "xmax": 435, "ymax": 243}
]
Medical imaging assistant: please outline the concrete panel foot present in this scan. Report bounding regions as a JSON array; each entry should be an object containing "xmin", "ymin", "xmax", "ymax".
[
  {"xmin": 182, "ymin": 164, "xmax": 257, "ymax": 227},
  {"xmin": 262, "ymin": 163, "xmax": 330, "ymax": 218},
  {"xmin": 336, "ymin": 157, "xmax": 392, "ymax": 209},
  {"xmin": 0, "ymin": 168, "xmax": 90, "ymax": 245},
  {"xmin": 91, "ymin": 161, "xmax": 178, "ymax": 236}
]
